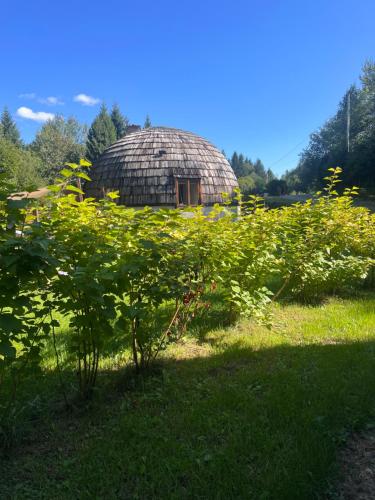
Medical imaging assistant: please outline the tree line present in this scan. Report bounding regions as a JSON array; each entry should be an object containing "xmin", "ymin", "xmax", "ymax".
[
  {"xmin": 228, "ymin": 152, "xmax": 284, "ymax": 195},
  {"xmin": 1, "ymin": 99, "xmax": 283, "ymax": 196},
  {"xmin": 284, "ymin": 61, "xmax": 375, "ymax": 194},
  {"xmin": 1, "ymin": 99, "xmax": 281, "ymax": 196},
  {"xmin": 0, "ymin": 105, "xmax": 151, "ymax": 191},
  {"xmin": 2, "ymin": 61, "xmax": 374, "ymax": 197}
]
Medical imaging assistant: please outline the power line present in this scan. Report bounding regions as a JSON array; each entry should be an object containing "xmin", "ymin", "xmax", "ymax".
[{"xmin": 267, "ymin": 138, "xmax": 308, "ymax": 169}]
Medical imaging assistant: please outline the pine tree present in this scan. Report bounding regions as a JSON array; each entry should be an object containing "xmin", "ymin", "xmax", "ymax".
[
  {"xmin": 1, "ymin": 107, "xmax": 21, "ymax": 145},
  {"xmin": 231, "ymin": 152, "xmax": 268, "ymax": 193},
  {"xmin": 242, "ymin": 158, "xmax": 254, "ymax": 176},
  {"xmin": 111, "ymin": 104, "xmax": 128, "ymax": 139},
  {"xmin": 231, "ymin": 152, "xmax": 240, "ymax": 176},
  {"xmin": 86, "ymin": 105, "xmax": 117, "ymax": 162},
  {"xmin": 237, "ymin": 154, "xmax": 246, "ymax": 177},
  {"xmin": 253, "ymin": 159, "xmax": 266, "ymax": 177},
  {"xmin": 266, "ymin": 168, "xmax": 276, "ymax": 183},
  {"xmin": 144, "ymin": 115, "xmax": 151, "ymax": 128}
]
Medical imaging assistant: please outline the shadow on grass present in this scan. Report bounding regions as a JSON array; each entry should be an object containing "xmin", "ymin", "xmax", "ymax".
[
  {"xmin": 44, "ymin": 291, "xmax": 238, "ymax": 363},
  {"xmin": 276, "ymin": 286, "xmax": 375, "ymax": 307},
  {"xmin": 2, "ymin": 335, "xmax": 375, "ymax": 499}
]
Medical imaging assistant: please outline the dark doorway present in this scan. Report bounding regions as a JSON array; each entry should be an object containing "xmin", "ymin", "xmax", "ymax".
[{"xmin": 176, "ymin": 178, "xmax": 201, "ymax": 206}]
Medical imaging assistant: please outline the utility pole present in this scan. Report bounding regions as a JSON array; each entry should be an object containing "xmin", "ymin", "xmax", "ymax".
[{"xmin": 347, "ymin": 90, "xmax": 351, "ymax": 153}]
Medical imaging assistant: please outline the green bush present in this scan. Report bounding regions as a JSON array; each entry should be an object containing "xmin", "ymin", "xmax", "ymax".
[
  {"xmin": 0, "ymin": 163, "xmax": 374, "ymax": 444},
  {"xmin": 0, "ymin": 196, "xmax": 56, "ymax": 448}
]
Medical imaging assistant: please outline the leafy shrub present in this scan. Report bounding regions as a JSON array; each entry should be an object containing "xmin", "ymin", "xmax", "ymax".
[
  {"xmin": 274, "ymin": 168, "xmax": 374, "ymax": 300},
  {"xmin": 40, "ymin": 162, "xmax": 118, "ymax": 398},
  {"xmin": 0, "ymin": 163, "xmax": 374, "ymax": 445},
  {"xmin": 0, "ymin": 196, "xmax": 55, "ymax": 448}
]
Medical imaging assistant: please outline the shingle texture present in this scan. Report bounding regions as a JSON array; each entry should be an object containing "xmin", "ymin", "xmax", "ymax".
[{"xmin": 84, "ymin": 127, "xmax": 239, "ymax": 206}]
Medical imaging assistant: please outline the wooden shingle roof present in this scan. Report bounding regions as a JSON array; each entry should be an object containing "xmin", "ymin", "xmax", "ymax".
[{"xmin": 84, "ymin": 127, "xmax": 239, "ymax": 206}]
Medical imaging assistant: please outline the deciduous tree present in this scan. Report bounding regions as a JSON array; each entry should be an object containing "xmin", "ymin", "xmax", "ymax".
[
  {"xmin": 0, "ymin": 137, "xmax": 43, "ymax": 191},
  {"xmin": 286, "ymin": 61, "xmax": 375, "ymax": 193},
  {"xmin": 31, "ymin": 116, "xmax": 87, "ymax": 181}
]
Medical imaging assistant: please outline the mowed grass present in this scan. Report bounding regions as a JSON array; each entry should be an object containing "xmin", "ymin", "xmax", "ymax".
[{"xmin": 1, "ymin": 294, "xmax": 375, "ymax": 499}]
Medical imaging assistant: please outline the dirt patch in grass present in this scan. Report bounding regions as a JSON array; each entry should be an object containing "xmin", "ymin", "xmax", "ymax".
[
  {"xmin": 335, "ymin": 429, "xmax": 375, "ymax": 499},
  {"xmin": 166, "ymin": 338, "xmax": 211, "ymax": 359}
]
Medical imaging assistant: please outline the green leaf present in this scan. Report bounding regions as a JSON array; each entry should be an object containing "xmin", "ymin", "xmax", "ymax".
[
  {"xmin": 106, "ymin": 191, "xmax": 120, "ymax": 199},
  {"xmin": 79, "ymin": 159, "xmax": 92, "ymax": 167},
  {"xmin": 7, "ymin": 199, "xmax": 29, "ymax": 209},
  {"xmin": 59, "ymin": 169, "xmax": 74, "ymax": 178},
  {"xmin": 139, "ymin": 239, "xmax": 156, "ymax": 250},
  {"xmin": 115, "ymin": 317, "xmax": 127, "ymax": 330},
  {"xmin": 0, "ymin": 314, "xmax": 23, "ymax": 332},
  {"xmin": 65, "ymin": 185, "xmax": 84, "ymax": 194},
  {"xmin": 75, "ymin": 172, "xmax": 91, "ymax": 181},
  {"xmin": 0, "ymin": 340, "xmax": 16, "ymax": 359},
  {"xmin": 48, "ymin": 185, "xmax": 62, "ymax": 192}
]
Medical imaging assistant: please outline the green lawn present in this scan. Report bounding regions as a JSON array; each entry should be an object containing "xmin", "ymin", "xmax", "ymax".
[{"xmin": 1, "ymin": 294, "xmax": 375, "ymax": 499}]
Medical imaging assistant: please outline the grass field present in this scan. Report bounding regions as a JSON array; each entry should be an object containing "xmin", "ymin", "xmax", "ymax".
[{"xmin": 1, "ymin": 294, "xmax": 375, "ymax": 499}]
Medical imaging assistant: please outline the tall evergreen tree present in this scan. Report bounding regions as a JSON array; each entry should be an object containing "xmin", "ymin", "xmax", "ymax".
[
  {"xmin": 253, "ymin": 159, "xmax": 266, "ymax": 177},
  {"xmin": 86, "ymin": 105, "xmax": 117, "ymax": 162},
  {"xmin": 1, "ymin": 107, "xmax": 21, "ymax": 145},
  {"xmin": 231, "ymin": 152, "xmax": 268, "ymax": 194},
  {"xmin": 111, "ymin": 104, "xmax": 128, "ymax": 139},
  {"xmin": 266, "ymin": 168, "xmax": 276, "ymax": 183},
  {"xmin": 230, "ymin": 152, "xmax": 240, "ymax": 177},
  {"xmin": 238, "ymin": 154, "xmax": 245, "ymax": 176},
  {"xmin": 144, "ymin": 115, "xmax": 151, "ymax": 128}
]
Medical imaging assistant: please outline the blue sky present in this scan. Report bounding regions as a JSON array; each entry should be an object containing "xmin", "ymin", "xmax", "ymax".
[{"xmin": 1, "ymin": 0, "xmax": 374, "ymax": 175}]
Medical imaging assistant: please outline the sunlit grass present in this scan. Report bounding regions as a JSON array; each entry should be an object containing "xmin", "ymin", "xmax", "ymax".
[{"xmin": 1, "ymin": 293, "xmax": 375, "ymax": 499}]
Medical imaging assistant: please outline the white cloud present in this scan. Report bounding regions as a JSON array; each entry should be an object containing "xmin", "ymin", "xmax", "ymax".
[
  {"xmin": 40, "ymin": 96, "xmax": 64, "ymax": 105},
  {"xmin": 16, "ymin": 106, "xmax": 55, "ymax": 122},
  {"xmin": 73, "ymin": 93, "xmax": 101, "ymax": 106},
  {"xmin": 19, "ymin": 93, "xmax": 64, "ymax": 106},
  {"xmin": 19, "ymin": 92, "xmax": 37, "ymax": 99}
]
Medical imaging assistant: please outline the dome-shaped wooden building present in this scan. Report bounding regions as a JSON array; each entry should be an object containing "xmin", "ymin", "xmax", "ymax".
[{"xmin": 84, "ymin": 127, "xmax": 239, "ymax": 207}]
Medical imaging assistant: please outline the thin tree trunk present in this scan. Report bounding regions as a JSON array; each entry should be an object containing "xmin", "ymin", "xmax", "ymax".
[
  {"xmin": 131, "ymin": 319, "xmax": 139, "ymax": 373},
  {"xmin": 50, "ymin": 311, "xmax": 69, "ymax": 409}
]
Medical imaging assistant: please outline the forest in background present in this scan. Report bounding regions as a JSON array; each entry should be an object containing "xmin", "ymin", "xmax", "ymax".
[
  {"xmin": 0, "ymin": 103, "xmax": 278, "ymax": 196},
  {"xmin": 0, "ymin": 105, "xmax": 151, "ymax": 192},
  {"xmin": 1, "ymin": 60, "xmax": 374, "ymax": 197},
  {"xmin": 284, "ymin": 61, "xmax": 375, "ymax": 194},
  {"xmin": 228, "ymin": 153, "xmax": 282, "ymax": 196}
]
